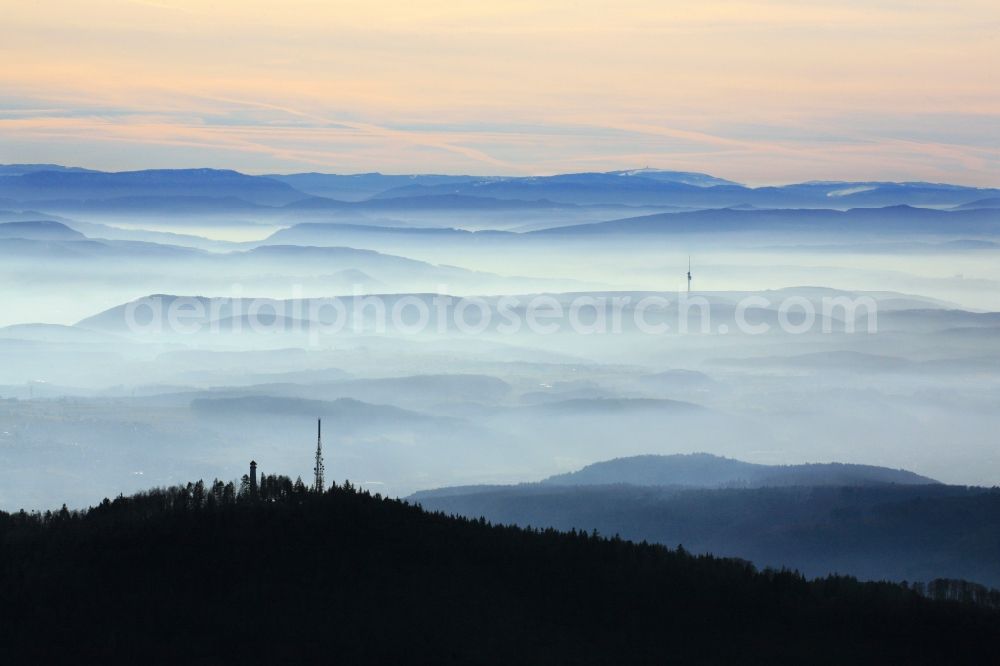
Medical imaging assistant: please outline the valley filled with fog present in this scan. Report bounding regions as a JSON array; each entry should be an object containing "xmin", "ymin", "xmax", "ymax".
[{"xmin": 2, "ymin": 165, "xmax": 999, "ymax": 511}]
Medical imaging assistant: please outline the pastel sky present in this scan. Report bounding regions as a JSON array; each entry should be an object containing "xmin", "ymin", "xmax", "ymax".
[{"xmin": 1, "ymin": 0, "xmax": 997, "ymax": 184}]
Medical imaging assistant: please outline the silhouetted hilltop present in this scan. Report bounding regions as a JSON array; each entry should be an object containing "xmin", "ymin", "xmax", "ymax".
[
  {"xmin": 542, "ymin": 453, "xmax": 939, "ymax": 487},
  {"xmin": 1, "ymin": 479, "xmax": 998, "ymax": 663}
]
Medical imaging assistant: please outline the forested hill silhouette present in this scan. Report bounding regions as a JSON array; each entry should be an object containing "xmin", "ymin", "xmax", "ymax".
[
  {"xmin": 2, "ymin": 477, "xmax": 999, "ymax": 664},
  {"xmin": 542, "ymin": 453, "xmax": 940, "ymax": 487}
]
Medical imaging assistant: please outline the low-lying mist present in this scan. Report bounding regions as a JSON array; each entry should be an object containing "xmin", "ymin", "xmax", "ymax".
[{"xmin": 1, "ymin": 167, "xmax": 998, "ymax": 512}]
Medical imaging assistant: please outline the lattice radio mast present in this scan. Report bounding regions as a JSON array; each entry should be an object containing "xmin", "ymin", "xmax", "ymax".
[{"xmin": 314, "ymin": 418, "xmax": 325, "ymax": 492}]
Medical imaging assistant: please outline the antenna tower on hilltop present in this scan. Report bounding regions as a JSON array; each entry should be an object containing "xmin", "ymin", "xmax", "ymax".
[{"xmin": 314, "ymin": 418, "xmax": 325, "ymax": 492}]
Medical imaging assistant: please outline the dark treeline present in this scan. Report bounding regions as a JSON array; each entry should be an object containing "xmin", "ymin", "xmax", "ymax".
[{"xmin": 1, "ymin": 476, "xmax": 999, "ymax": 664}]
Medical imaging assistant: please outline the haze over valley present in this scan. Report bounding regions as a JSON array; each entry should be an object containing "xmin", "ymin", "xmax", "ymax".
[
  {"xmin": 2, "ymin": 164, "xmax": 999, "ymax": 520},
  {"xmin": 7, "ymin": 2, "xmax": 1000, "ymax": 659}
]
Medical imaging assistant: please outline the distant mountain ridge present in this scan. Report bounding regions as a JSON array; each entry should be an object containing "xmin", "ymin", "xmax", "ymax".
[
  {"xmin": 0, "ymin": 220, "xmax": 84, "ymax": 240},
  {"xmin": 264, "ymin": 172, "xmax": 484, "ymax": 201},
  {"xmin": 0, "ymin": 167, "xmax": 305, "ymax": 205},
  {"xmin": 71, "ymin": 288, "xmax": 953, "ymax": 336},
  {"xmin": 371, "ymin": 173, "xmax": 998, "ymax": 208},
  {"xmin": 530, "ymin": 205, "xmax": 1000, "ymax": 237},
  {"xmin": 404, "ymin": 458, "xmax": 1000, "ymax": 589},
  {"xmin": 2, "ymin": 165, "xmax": 997, "ymax": 211},
  {"xmin": 258, "ymin": 205, "xmax": 1000, "ymax": 247},
  {"xmin": 0, "ymin": 238, "xmax": 500, "ymax": 292},
  {"xmin": 542, "ymin": 453, "xmax": 939, "ymax": 488},
  {"xmin": 410, "ymin": 482, "xmax": 1000, "ymax": 587},
  {"xmin": 189, "ymin": 395, "xmax": 434, "ymax": 427},
  {"xmin": 0, "ymin": 164, "xmax": 98, "ymax": 176}
]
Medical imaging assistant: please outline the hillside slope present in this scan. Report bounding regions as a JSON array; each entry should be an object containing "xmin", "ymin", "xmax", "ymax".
[
  {"xmin": 1, "ymin": 479, "xmax": 998, "ymax": 663},
  {"xmin": 412, "ymin": 483, "xmax": 1000, "ymax": 587}
]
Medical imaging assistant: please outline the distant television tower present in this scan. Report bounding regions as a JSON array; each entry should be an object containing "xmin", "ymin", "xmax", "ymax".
[
  {"xmin": 687, "ymin": 256, "xmax": 692, "ymax": 294},
  {"xmin": 313, "ymin": 419, "xmax": 325, "ymax": 493}
]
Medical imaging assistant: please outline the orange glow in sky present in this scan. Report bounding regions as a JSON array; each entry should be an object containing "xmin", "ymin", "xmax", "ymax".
[{"xmin": 1, "ymin": 0, "xmax": 997, "ymax": 183}]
